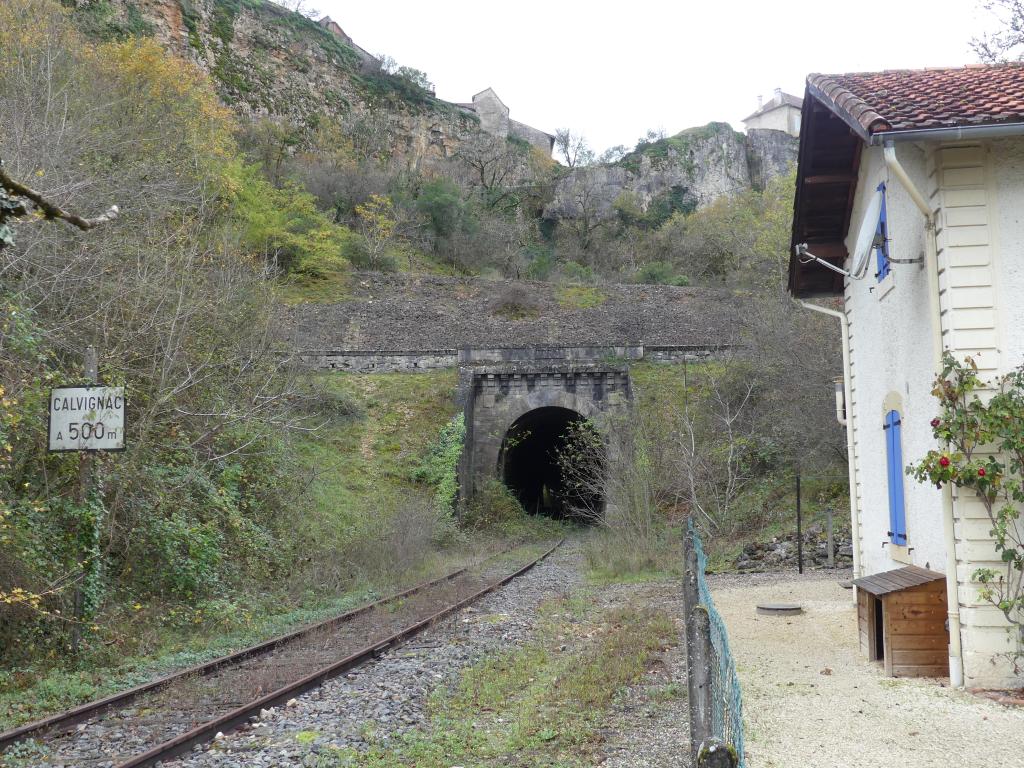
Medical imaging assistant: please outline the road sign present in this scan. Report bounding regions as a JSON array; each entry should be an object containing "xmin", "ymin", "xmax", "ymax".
[{"xmin": 48, "ymin": 386, "xmax": 126, "ymax": 452}]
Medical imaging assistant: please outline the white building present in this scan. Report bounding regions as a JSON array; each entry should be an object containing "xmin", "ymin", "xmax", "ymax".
[
  {"xmin": 743, "ymin": 88, "xmax": 802, "ymax": 137},
  {"xmin": 788, "ymin": 64, "xmax": 1024, "ymax": 688}
]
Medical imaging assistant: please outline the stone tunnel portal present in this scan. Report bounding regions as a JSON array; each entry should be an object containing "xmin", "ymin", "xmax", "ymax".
[{"xmin": 499, "ymin": 406, "xmax": 603, "ymax": 521}]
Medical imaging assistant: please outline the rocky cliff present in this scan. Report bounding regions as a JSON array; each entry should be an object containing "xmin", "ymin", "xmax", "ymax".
[
  {"xmin": 89, "ymin": 0, "xmax": 483, "ymax": 168},
  {"xmin": 84, "ymin": 1, "xmax": 795, "ymax": 213},
  {"xmin": 544, "ymin": 123, "xmax": 797, "ymax": 222}
]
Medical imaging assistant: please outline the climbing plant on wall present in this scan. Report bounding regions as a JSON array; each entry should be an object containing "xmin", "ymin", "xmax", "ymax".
[{"xmin": 908, "ymin": 353, "xmax": 1024, "ymax": 671}]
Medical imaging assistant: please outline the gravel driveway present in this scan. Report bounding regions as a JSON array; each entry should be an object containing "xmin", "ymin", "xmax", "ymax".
[{"xmin": 709, "ymin": 570, "xmax": 1024, "ymax": 768}]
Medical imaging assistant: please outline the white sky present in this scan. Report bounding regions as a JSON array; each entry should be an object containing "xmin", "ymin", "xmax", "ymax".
[{"xmin": 316, "ymin": 0, "xmax": 993, "ymax": 154}]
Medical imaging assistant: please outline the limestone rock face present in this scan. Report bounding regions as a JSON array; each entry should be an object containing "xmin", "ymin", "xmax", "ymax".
[
  {"xmin": 745, "ymin": 128, "xmax": 800, "ymax": 190},
  {"xmin": 545, "ymin": 123, "xmax": 797, "ymax": 222},
  {"xmin": 100, "ymin": 0, "xmax": 482, "ymax": 169}
]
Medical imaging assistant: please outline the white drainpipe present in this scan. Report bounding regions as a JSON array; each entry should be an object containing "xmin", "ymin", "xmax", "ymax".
[
  {"xmin": 796, "ymin": 300, "xmax": 862, "ymax": 581},
  {"xmin": 883, "ymin": 142, "xmax": 965, "ymax": 688}
]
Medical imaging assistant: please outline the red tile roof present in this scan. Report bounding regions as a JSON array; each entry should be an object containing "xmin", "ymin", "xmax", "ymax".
[{"xmin": 808, "ymin": 64, "xmax": 1024, "ymax": 136}]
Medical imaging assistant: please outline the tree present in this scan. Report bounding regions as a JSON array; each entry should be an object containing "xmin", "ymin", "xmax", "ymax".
[
  {"xmin": 598, "ymin": 145, "xmax": 628, "ymax": 165},
  {"xmin": 972, "ymin": 0, "xmax": 1024, "ymax": 61},
  {"xmin": 0, "ymin": 0, "xmax": 319, "ymax": 657},
  {"xmin": 0, "ymin": 161, "xmax": 117, "ymax": 250},
  {"xmin": 455, "ymin": 134, "xmax": 528, "ymax": 212},
  {"xmin": 554, "ymin": 128, "xmax": 595, "ymax": 168},
  {"xmin": 355, "ymin": 194, "xmax": 398, "ymax": 268}
]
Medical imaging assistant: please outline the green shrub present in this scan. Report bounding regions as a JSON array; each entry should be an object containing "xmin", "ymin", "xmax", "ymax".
[
  {"xmin": 558, "ymin": 261, "xmax": 595, "ymax": 283},
  {"xmin": 462, "ymin": 480, "xmax": 526, "ymax": 531},
  {"xmin": 635, "ymin": 260, "xmax": 689, "ymax": 286},
  {"xmin": 523, "ymin": 245, "xmax": 555, "ymax": 280},
  {"xmin": 416, "ymin": 178, "xmax": 464, "ymax": 240}
]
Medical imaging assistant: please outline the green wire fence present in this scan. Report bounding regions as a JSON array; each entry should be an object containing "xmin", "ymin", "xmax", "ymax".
[{"xmin": 688, "ymin": 518, "xmax": 745, "ymax": 767}]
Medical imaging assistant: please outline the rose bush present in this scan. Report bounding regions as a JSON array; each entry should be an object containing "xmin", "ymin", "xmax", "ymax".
[{"xmin": 908, "ymin": 353, "xmax": 1024, "ymax": 670}]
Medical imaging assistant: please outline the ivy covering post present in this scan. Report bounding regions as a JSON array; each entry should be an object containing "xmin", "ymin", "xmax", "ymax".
[
  {"xmin": 416, "ymin": 414, "xmax": 466, "ymax": 520},
  {"xmin": 908, "ymin": 353, "xmax": 1024, "ymax": 671}
]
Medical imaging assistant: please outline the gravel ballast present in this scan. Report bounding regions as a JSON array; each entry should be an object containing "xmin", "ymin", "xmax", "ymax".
[
  {"xmin": 164, "ymin": 543, "xmax": 691, "ymax": 768},
  {"xmin": 710, "ymin": 569, "xmax": 1024, "ymax": 768}
]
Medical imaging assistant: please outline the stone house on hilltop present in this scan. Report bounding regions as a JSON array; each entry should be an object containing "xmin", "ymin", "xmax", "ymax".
[
  {"xmin": 315, "ymin": 19, "xmax": 552, "ymax": 156},
  {"xmin": 316, "ymin": 17, "xmax": 378, "ymax": 72},
  {"xmin": 744, "ymin": 88, "xmax": 802, "ymax": 137},
  {"xmin": 454, "ymin": 88, "xmax": 555, "ymax": 155},
  {"xmin": 789, "ymin": 64, "xmax": 1024, "ymax": 688}
]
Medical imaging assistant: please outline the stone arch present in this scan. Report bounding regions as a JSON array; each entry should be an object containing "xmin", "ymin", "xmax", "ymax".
[
  {"xmin": 461, "ymin": 366, "xmax": 630, "ymax": 515},
  {"xmin": 473, "ymin": 389, "xmax": 605, "ymax": 498},
  {"xmin": 497, "ymin": 405, "xmax": 604, "ymax": 519}
]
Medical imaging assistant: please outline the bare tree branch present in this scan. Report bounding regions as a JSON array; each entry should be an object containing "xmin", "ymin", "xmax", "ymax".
[{"xmin": 0, "ymin": 158, "xmax": 118, "ymax": 233}]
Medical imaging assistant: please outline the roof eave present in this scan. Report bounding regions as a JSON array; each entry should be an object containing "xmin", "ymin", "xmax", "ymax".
[
  {"xmin": 869, "ymin": 121, "xmax": 1024, "ymax": 144},
  {"xmin": 805, "ymin": 81, "xmax": 874, "ymax": 142}
]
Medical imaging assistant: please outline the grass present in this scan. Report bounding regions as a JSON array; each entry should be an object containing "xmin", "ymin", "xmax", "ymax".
[
  {"xmin": 556, "ymin": 284, "xmax": 607, "ymax": 309},
  {"xmin": 583, "ymin": 528, "xmax": 682, "ymax": 585},
  {"xmin": 316, "ymin": 596, "xmax": 677, "ymax": 767},
  {"xmin": 0, "ymin": 584, "xmax": 388, "ymax": 730},
  {"xmin": 294, "ymin": 371, "xmax": 459, "ymax": 527},
  {"xmin": 275, "ymin": 265, "xmax": 353, "ymax": 304}
]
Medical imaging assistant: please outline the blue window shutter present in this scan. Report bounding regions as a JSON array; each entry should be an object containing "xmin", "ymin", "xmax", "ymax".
[
  {"xmin": 875, "ymin": 183, "xmax": 891, "ymax": 282},
  {"xmin": 884, "ymin": 410, "xmax": 907, "ymax": 545}
]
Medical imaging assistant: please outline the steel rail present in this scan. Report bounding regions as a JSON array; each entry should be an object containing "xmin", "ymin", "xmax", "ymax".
[
  {"xmin": 117, "ymin": 539, "xmax": 562, "ymax": 768},
  {"xmin": 0, "ymin": 566, "xmax": 468, "ymax": 750}
]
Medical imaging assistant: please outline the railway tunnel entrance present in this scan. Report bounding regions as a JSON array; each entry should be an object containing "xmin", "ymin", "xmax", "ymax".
[{"xmin": 499, "ymin": 407, "xmax": 603, "ymax": 520}]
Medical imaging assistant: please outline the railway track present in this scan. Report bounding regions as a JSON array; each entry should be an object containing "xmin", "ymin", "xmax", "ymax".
[{"xmin": 0, "ymin": 540, "xmax": 561, "ymax": 767}]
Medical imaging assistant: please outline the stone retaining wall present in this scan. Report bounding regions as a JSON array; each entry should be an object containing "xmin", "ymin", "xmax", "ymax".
[{"xmin": 299, "ymin": 344, "xmax": 724, "ymax": 372}]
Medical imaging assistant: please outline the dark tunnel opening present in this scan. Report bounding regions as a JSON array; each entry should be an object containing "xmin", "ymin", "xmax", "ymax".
[{"xmin": 499, "ymin": 407, "xmax": 603, "ymax": 521}]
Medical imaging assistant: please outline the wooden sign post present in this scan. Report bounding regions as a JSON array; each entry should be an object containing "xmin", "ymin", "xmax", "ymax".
[{"xmin": 47, "ymin": 346, "xmax": 126, "ymax": 651}]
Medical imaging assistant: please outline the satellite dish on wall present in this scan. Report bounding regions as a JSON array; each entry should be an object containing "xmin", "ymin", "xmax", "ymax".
[{"xmin": 849, "ymin": 189, "xmax": 883, "ymax": 279}]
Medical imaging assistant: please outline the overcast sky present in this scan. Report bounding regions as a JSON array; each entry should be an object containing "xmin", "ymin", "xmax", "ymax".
[{"xmin": 316, "ymin": 0, "xmax": 993, "ymax": 154}]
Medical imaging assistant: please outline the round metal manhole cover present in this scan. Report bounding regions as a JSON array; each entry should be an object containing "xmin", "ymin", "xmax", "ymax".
[{"xmin": 756, "ymin": 603, "xmax": 803, "ymax": 616}]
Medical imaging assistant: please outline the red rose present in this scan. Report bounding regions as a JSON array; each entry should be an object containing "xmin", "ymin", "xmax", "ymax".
[
  {"xmin": 930, "ymin": 418, "xmax": 941, "ymax": 428},
  {"xmin": 939, "ymin": 456, "xmax": 951, "ymax": 467},
  {"xmin": 978, "ymin": 468, "xmax": 987, "ymax": 477}
]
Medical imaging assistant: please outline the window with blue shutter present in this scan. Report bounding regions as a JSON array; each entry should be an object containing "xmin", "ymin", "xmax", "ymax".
[
  {"xmin": 884, "ymin": 409, "xmax": 907, "ymax": 545},
  {"xmin": 875, "ymin": 182, "xmax": 891, "ymax": 282}
]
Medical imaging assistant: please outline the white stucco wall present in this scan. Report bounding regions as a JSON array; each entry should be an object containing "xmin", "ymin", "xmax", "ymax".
[
  {"xmin": 843, "ymin": 143, "xmax": 946, "ymax": 578},
  {"xmin": 842, "ymin": 139, "xmax": 1023, "ymax": 687},
  {"xmin": 744, "ymin": 105, "xmax": 800, "ymax": 137}
]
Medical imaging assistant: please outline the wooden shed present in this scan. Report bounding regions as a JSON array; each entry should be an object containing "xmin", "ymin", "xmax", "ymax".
[{"xmin": 852, "ymin": 565, "xmax": 949, "ymax": 678}]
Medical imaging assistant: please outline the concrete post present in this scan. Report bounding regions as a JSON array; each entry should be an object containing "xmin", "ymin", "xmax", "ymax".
[
  {"xmin": 689, "ymin": 604, "xmax": 714, "ymax": 761},
  {"xmin": 698, "ymin": 737, "xmax": 739, "ymax": 768}
]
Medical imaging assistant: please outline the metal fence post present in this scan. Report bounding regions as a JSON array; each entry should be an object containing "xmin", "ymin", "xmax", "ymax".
[
  {"xmin": 826, "ymin": 506, "xmax": 835, "ymax": 569},
  {"xmin": 796, "ymin": 473, "xmax": 803, "ymax": 574},
  {"xmin": 690, "ymin": 604, "xmax": 714, "ymax": 759}
]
